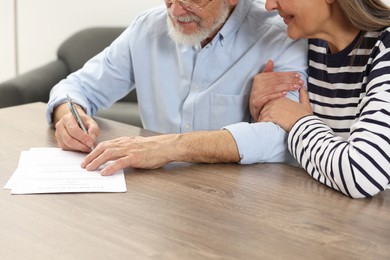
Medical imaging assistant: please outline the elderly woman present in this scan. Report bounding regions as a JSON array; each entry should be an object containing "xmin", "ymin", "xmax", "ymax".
[{"xmin": 251, "ymin": 0, "xmax": 390, "ymax": 198}]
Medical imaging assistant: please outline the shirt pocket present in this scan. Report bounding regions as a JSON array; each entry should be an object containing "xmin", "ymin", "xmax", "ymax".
[{"xmin": 210, "ymin": 93, "xmax": 250, "ymax": 129}]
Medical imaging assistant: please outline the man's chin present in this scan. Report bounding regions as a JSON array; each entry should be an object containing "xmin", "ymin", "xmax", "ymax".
[
  {"xmin": 168, "ymin": 27, "xmax": 207, "ymax": 46},
  {"xmin": 168, "ymin": 33, "xmax": 202, "ymax": 46}
]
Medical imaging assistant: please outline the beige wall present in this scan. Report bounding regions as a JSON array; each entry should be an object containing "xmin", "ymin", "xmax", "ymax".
[
  {"xmin": 0, "ymin": 0, "xmax": 16, "ymax": 82},
  {"xmin": 0, "ymin": 0, "xmax": 161, "ymax": 82}
]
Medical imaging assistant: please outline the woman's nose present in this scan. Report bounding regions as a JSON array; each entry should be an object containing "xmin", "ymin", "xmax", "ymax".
[{"xmin": 265, "ymin": 0, "xmax": 278, "ymax": 11}]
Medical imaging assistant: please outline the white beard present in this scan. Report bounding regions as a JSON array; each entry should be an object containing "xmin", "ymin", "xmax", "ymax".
[{"xmin": 167, "ymin": 2, "xmax": 231, "ymax": 46}]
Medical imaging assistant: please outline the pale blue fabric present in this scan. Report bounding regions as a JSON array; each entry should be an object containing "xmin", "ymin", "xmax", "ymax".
[{"xmin": 47, "ymin": 0, "xmax": 308, "ymax": 164}]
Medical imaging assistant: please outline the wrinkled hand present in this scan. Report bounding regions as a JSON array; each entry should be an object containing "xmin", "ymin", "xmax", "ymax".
[
  {"xmin": 54, "ymin": 104, "xmax": 99, "ymax": 152},
  {"xmin": 259, "ymin": 86, "xmax": 313, "ymax": 132},
  {"xmin": 81, "ymin": 135, "xmax": 178, "ymax": 176},
  {"xmin": 250, "ymin": 60, "xmax": 304, "ymax": 121}
]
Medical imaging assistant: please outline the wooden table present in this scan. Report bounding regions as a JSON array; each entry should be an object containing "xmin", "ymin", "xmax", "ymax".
[{"xmin": 0, "ymin": 103, "xmax": 389, "ymax": 259}]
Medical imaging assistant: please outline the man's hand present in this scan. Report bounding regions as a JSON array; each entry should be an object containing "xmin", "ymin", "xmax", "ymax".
[
  {"xmin": 250, "ymin": 60, "xmax": 304, "ymax": 121},
  {"xmin": 259, "ymin": 86, "xmax": 312, "ymax": 132},
  {"xmin": 81, "ymin": 130, "xmax": 240, "ymax": 176},
  {"xmin": 53, "ymin": 103, "xmax": 100, "ymax": 152}
]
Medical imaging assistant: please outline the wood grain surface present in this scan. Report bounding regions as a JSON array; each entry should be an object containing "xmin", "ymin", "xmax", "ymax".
[{"xmin": 0, "ymin": 103, "xmax": 389, "ymax": 260}]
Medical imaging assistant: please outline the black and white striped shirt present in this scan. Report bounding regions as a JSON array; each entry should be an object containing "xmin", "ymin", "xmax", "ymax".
[{"xmin": 289, "ymin": 29, "xmax": 390, "ymax": 198}]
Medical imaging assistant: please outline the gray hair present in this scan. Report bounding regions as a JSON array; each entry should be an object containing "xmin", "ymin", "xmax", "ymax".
[{"xmin": 337, "ymin": 0, "xmax": 390, "ymax": 31}]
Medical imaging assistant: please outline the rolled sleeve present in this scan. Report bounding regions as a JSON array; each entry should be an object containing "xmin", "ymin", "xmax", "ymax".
[{"xmin": 224, "ymin": 122, "xmax": 297, "ymax": 165}]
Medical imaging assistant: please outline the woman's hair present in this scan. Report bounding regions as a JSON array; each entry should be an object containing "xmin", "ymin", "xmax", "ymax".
[{"xmin": 337, "ymin": 0, "xmax": 390, "ymax": 31}]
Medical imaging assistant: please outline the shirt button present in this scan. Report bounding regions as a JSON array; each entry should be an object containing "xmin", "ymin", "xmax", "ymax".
[{"xmin": 194, "ymin": 86, "xmax": 200, "ymax": 91}]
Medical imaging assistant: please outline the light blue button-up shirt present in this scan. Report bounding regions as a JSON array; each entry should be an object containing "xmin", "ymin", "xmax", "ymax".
[{"xmin": 47, "ymin": 0, "xmax": 308, "ymax": 164}]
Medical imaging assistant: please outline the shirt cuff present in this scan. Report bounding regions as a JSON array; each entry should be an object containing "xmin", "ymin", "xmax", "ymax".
[{"xmin": 223, "ymin": 122, "xmax": 297, "ymax": 165}]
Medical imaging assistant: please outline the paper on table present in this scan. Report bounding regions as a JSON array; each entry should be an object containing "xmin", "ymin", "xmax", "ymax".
[{"xmin": 5, "ymin": 148, "xmax": 126, "ymax": 194}]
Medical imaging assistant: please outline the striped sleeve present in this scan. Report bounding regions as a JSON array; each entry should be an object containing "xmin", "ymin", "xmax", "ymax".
[
  {"xmin": 288, "ymin": 31, "xmax": 390, "ymax": 198},
  {"xmin": 289, "ymin": 111, "xmax": 390, "ymax": 198}
]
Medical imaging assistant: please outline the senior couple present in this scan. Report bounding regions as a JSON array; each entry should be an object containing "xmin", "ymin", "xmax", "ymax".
[{"xmin": 47, "ymin": 0, "xmax": 390, "ymax": 198}]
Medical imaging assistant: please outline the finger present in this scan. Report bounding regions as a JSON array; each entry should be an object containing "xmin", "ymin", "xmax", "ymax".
[
  {"xmin": 81, "ymin": 143, "xmax": 106, "ymax": 168},
  {"xmin": 55, "ymin": 119, "xmax": 91, "ymax": 152},
  {"xmin": 299, "ymin": 86, "xmax": 310, "ymax": 105},
  {"xmin": 100, "ymin": 158, "xmax": 128, "ymax": 176},
  {"xmin": 84, "ymin": 116, "xmax": 100, "ymax": 140},
  {"xmin": 262, "ymin": 60, "xmax": 274, "ymax": 73},
  {"xmin": 84, "ymin": 144, "xmax": 121, "ymax": 171},
  {"xmin": 254, "ymin": 73, "xmax": 303, "ymax": 93},
  {"xmin": 253, "ymin": 92, "xmax": 286, "ymax": 122},
  {"xmin": 74, "ymin": 115, "xmax": 98, "ymax": 149},
  {"xmin": 66, "ymin": 120, "xmax": 96, "ymax": 152}
]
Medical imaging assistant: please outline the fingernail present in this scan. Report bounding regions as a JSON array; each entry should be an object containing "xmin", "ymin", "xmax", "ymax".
[
  {"xmin": 86, "ymin": 163, "xmax": 93, "ymax": 171},
  {"xmin": 100, "ymin": 169, "xmax": 108, "ymax": 176}
]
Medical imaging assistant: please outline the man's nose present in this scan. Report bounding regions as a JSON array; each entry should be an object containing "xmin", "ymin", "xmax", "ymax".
[{"xmin": 169, "ymin": 0, "xmax": 189, "ymax": 16}]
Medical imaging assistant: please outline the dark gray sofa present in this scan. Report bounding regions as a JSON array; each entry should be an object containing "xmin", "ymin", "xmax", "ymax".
[{"xmin": 0, "ymin": 27, "xmax": 141, "ymax": 127}]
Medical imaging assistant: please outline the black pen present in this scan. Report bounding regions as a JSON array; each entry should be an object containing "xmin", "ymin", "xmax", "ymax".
[
  {"xmin": 66, "ymin": 94, "xmax": 95, "ymax": 150},
  {"xmin": 66, "ymin": 94, "xmax": 88, "ymax": 133}
]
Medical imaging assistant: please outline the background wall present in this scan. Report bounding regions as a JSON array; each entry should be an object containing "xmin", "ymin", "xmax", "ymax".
[
  {"xmin": 0, "ymin": 0, "xmax": 16, "ymax": 82},
  {"xmin": 0, "ymin": 0, "xmax": 161, "ymax": 82}
]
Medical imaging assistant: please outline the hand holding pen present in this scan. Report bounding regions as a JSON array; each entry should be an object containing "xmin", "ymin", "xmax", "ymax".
[{"xmin": 52, "ymin": 95, "xmax": 99, "ymax": 152}]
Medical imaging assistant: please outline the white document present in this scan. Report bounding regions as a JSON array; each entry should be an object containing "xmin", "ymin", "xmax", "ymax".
[{"xmin": 5, "ymin": 148, "xmax": 126, "ymax": 194}]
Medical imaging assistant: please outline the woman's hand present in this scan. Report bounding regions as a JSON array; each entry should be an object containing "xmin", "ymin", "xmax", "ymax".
[
  {"xmin": 250, "ymin": 60, "xmax": 304, "ymax": 121},
  {"xmin": 259, "ymin": 86, "xmax": 313, "ymax": 132}
]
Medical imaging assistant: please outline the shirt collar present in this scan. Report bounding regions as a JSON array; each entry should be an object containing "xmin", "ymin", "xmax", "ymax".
[{"xmin": 211, "ymin": 0, "xmax": 252, "ymax": 46}]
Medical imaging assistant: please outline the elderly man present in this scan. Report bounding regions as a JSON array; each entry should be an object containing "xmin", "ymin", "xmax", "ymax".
[{"xmin": 47, "ymin": 0, "xmax": 307, "ymax": 175}]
